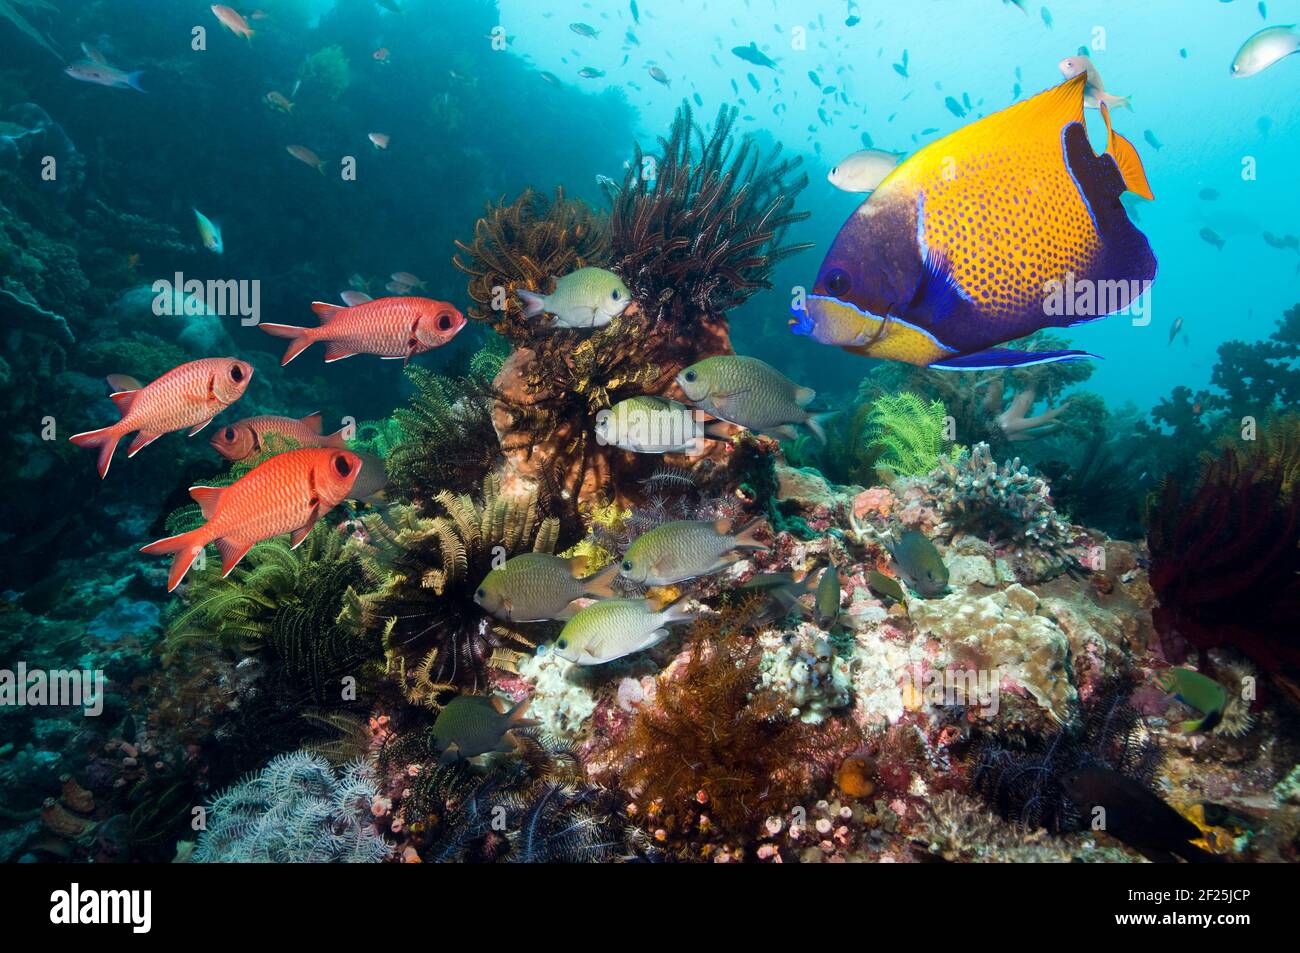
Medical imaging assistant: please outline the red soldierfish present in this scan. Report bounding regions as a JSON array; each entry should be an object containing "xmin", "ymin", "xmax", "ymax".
[
  {"xmin": 210, "ymin": 412, "xmax": 349, "ymax": 461},
  {"xmin": 259, "ymin": 295, "xmax": 466, "ymax": 365},
  {"xmin": 70, "ymin": 358, "xmax": 253, "ymax": 478},
  {"xmin": 141, "ymin": 447, "xmax": 361, "ymax": 591},
  {"xmin": 65, "ymin": 62, "xmax": 146, "ymax": 91},
  {"xmin": 211, "ymin": 4, "xmax": 255, "ymax": 40}
]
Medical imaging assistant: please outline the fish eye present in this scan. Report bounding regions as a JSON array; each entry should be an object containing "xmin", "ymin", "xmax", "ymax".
[
  {"xmin": 334, "ymin": 455, "xmax": 352, "ymax": 477},
  {"xmin": 621, "ymin": 559, "xmax": 633, "ymax": 571},
  {"xmin": 476, "ymin": 588, "xmax": 486, "ymax": 599},
  {"xmin": 825, "ymin": 268, "xmax": 852, "ymax": 296},
  {"xmin": 229, "ymin": 364, "xmax": 244, "ymax": 382},
  {"xmin": 223, "ymin": 427, "xmax": 235, "ymax": 440},
  {"xmin": 437, "ymin": 313, "xmax": 453, "ymax": 331},
  {"xmin": 611, "ymin": 290, "xmax": 621, "ymax": 300},
  {"xmin": 556, "ymin": 638, "xmax": 568, "ymax": 650},
  {"xmin": 683, "ymin": 370, "xmax": 696, "ymax": 382}
]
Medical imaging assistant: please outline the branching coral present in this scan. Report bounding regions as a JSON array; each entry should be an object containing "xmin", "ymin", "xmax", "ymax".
[
  {"xmin": 1147, "ymin": 440, "xmax": 1300, "ymax": 682},
  {"xmin": 195, "ymin": 752, "xmax": 392, "ymax": 863},
  {"xmin": 609, "ymin": 102, "xmax": 812, "ymax": 324},
  {"xmin": 930, "ymin": 443, "xmax": 1075, "ymax": 559},
  {"xmin": 341, "ymin": 476, "xmax": 561, "ymax": 700},
  {"xmin": 862, "ymin": 392, "xmax": 952, "ymax": 477}
]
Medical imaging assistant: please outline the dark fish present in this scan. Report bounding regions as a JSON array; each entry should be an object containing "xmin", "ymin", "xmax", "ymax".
[
  {"xmin": 1199, "ymin": 227, "xmax": 1225, "ymax": 250},
  {"xmin": 944, "ymin": 95, "xmax": 965, "ymax": 117},
  {"xmin": 885, "ymin": 531, "xmax": 949, "ymax": 598},
  {"xmin": 1059, "ymin": 766, "xmax": 1222, "ymax": 863},
  {"xmin": 866, "ymin": 570, "xmax": 909, "ymax": 614},
  {"xmin": 630, "ymin": 0, "xmax": 640, "ymax": 24},
  {"xmin": 815, "ymin": 564, "xmax": 841, "ymax": 628},
  {"xmin": 732, "ymin": 41, "xmax": 777, "ymax": 69},
  {"xmin": 795, "ymin": 74, "xmax": 1155, "ymax": 370},
  {"xmin": 1198, "ymin": 187, "xmax": 1219, "ymax": 200},
  {"xmin": 431, "ymin": 695, "xmax": 538, "ymax": 764},
  {"xmin": 1143, "ymin": 129, "xmax": 1163, "ymax": 150}
]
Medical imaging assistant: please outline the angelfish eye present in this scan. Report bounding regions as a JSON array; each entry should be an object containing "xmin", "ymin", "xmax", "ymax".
[
  {"xmin": 825, "ymin": 268, "xmax": 852, "ymax": 296},
  {"xmin": 334, "ymin": 455, "xmax": 352, "ymax": 477}
]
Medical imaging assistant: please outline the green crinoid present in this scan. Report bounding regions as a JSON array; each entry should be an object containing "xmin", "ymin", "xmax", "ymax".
[
  {"xmin": 863, "ymin": 392, "xmax": 954, "ymax": 478},
  {"xmin": 340, "ymin": 475, "xmax": 561, "ymax": 703}
]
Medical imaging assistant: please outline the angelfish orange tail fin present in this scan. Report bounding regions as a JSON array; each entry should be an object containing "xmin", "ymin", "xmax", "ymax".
[
  {"xmin": 259, "ymin": 323, "xmax": 313, "ymax": 365},
  {"xmin": 69, "ymin": 427, "xmax": 122, "ymax": 479},
  {"xmin": 1100, "ymin": 101, "xmax": 1154, "ymax": 201},
  {"xmin": 140, "ymin": 528, "xmax": 208, "ymax": 592}
]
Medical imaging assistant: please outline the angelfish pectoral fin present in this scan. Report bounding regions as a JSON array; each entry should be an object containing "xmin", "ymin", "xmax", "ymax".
[{"xmin": 929, "ymin": 348, "xmax": 1099, "ymax": 370}]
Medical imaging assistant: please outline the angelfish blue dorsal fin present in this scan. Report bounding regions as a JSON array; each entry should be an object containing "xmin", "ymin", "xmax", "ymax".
[{"xmin": 929, "ymin": 348, "xmax": 1100, "ymax": 371}]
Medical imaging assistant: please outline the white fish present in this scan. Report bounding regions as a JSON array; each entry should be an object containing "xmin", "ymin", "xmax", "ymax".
[
  {"xmin": 516, "ymin": 266, "xmax": 633, "ymax": 329},
  {"xmin": 827, "ymin": 148, "xmax": 902, "ymax": 193},
  {"xmin": 1230, "ymin": 25, "xmax": 1300, "ymax": 77},
  {"xmin": 193, "ymin": 208, "xmax": 223, "ymax": 255},
  {"xmin": 1058, "ymin": 54, "xmax": 1131, "ymax": 110}
]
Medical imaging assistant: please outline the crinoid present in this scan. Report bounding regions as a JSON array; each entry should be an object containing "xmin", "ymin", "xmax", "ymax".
[
  {"xmin": 385, "ymin": 364, "xmax": 502, "ymax": 504},
  {"xmin": 862, "ymin": 392, "xmax": 954, "ymax": 478},
  {"xmin": 453, "ymin": 187, "xmax": 611, "ymax": 346},
  {"xmin": 1147, "ymin": 439, "xmax": 1300, "ymax": 684},
  {"xmin": 609, "ymin": 101, "xmax": 812, "ymax": 324},
  {"xmin": 341, "ymin": 476, "xmax": 562, "ymax": 701},
  {"xmin": 163, "ymin": 526, "xmax": 381, "ymax": 706}
]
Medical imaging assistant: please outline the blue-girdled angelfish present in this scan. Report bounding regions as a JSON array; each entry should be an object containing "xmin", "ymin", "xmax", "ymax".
[{"xmin": 792, "ymin": 73, "xmax": 1156, "ymax": 370}]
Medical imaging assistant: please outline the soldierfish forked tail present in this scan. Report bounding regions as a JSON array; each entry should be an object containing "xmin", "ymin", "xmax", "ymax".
[
  {"xmin": 259, "ymin": 323, "xmax": 315, "ymax": 365},
  {"xmin": 139, "ymin": 527, "xmax": 210, "ymax": 592},
  {"xmin": 69, "ymin": 426, "xmax": 123, "ymax": 479}
]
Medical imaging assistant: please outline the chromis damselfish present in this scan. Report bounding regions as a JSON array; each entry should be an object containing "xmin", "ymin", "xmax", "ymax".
[
  {"xmin": 619, "ymin": 517, "xmax": 768, "ymax": 587},
  {"xmin": 516, "ymin": 267, "xmax": 633, "ymax": 329},
  {"xmin": 866, "ymin": 570, "xmax": 910, "ymax": 615},
  {"xmin": 676, "ymin": 355, "xmax": 826, "ymax": 442},
  {"xmin": 886, "ymin": 530, "xmax": 949, "ymax": 598},
  {"xmin": 430, "ymin": 694, "xmax": 538, "ymax": 764},
  {"xmin": 595, "ymin": 395, "xmax": 730, "ymax": 455},
  {"xmin": 1230, "ymin": 25, "xmax": 1300, "ymax": 78},
  {"xmin": 815, "ymin": 564, "xmax": 842, "ymax": 628},
  {"xmin": 551, "ymin": 595, "xmax": 694, "ymax": 665},
  {"xmin": 474, "ymin": 553, "xmax": 620, "ymax": 623},
  {"xmin": 193, "ymin": 208, "xmax": 223, "ymax": 255},
  {"xmin": 1154, "ymin": 668, "xmax": 1229, "ymax": 733},
  {"xmin": 794, "ymin": 74, "xmax": 1155, "ymax": 370}
]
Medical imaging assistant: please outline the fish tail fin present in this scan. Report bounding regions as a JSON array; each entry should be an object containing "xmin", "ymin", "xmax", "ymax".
[
  {"xmin": 516, "ymin": 289, "xmax": 547, "ymax": 318},
  {"xmin": 259, "ymin": 323, "xmax": 313, "ymax": 365},
  {"xmin": 322, "ymin": 428, "xmax": 349, "ymax": 449},
  {"xmin": 140, "ymin": 528, "xmax": 208, "ymax": 592},
  {"xmin": 505, "ymin": 696, "xmax": 540, "ymax": 729},
  {"xmin": 650, "ymin": 590, "xmax": 695, "ymax": 624},
  {"xmin": 806, "ymin": 411, "xmax": 837, "ymax": 444},
  {"xmin": 579, "ymin": 561, "xmax": 621, "ymax": 600},
  {"xmin": 701, "ymin": 418, "xmax": 733, "ymax": 441},
  {"xmin": 69, "ymin": 426, "xmax": 123, "ymax": 479},
  {"xmin": 732, "ymin": 516, "xmax": 770, "ymax": 552},
  {"xmin": 126, "ymin": 71, "xmax": 147, "ymax": 93},
  {"xmin": 1100, "ymin": 101, "xmax": 1154, "ymax": 200}
]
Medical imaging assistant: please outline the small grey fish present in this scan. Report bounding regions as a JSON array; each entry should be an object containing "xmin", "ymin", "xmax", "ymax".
[
  {"xmin": 595, "ymin": 396, "xmax": 729, "ymax": 454},
  {"xmin": 866, "ymin": 570, "xmax": 910, "ymax": 614},
  {"xmin": 815, "ymin": 564, "xmax": 841, "ymax": 628},
  {"xmin": 552, "ymin": 596, "xmax": 694, "ymax": 665},
  {"xmin": 676, "ymin": 355, "xmax": 825, "ymax": 442},
  {"xmin": 475, "ymin": 553, "xmax": 620, "ymax": 623},
  {"xmin": 620, "ymin": 518, "xmax": 768, "ymax": 586},
  {"xmin": 886, "ymin": 530, "xmax": 949, "ymax": 598}
]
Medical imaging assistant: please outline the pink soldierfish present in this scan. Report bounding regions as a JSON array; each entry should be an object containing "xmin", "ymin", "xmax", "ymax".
[
  {"xmin": 211, "ymin": 4, "xmax": 255, "ymax": 40},
  {"xmin": 259, "ymin": 296, "xmax": 465, "ymax": 365}
]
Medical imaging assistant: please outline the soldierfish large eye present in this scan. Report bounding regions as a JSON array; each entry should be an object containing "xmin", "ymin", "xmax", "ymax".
[
  {"xmin": 224, "ymin": 427, "xmax": 236, "ymax": 440},
  {"xmin": 436, "ymin": 313, "xmax": 454, "ymax": 331},
  {"xmin": 334, "ymin": 455, "xmax": 352, "ymax": 477},
  {"xmin": 825, "ymin": 268, "xmax": 852, "ymax": 296},
  {"xmin": 230, "ymin": 364, "xmax": 245, "ymax": 382}
]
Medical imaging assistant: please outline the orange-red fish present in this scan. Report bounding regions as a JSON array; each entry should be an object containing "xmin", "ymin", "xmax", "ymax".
[
  {"xmin": 141, "ymin": 447, "xmax": 361, "ymax": 591},
  {"xmin": 210, "ymin": 412, "xmax": 349, "ymax": 461},
  {"xmin": 211, "ymin": 4, "xmax": 254, "ymax": 40},
  {"xmin": 286, "ymin": 144, "xmax": 325, "ymax": 173},
  {"xmin": 70, "ymin": 358, "xmax": 253, "ymax": 478},
  {"xmin": 259, "ymin": 296, "xmax": 466, "ymax": 365}
]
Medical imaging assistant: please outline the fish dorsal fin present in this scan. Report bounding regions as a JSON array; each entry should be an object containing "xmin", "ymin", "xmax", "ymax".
[
  {"xmin": 794, "ymin": 386, "xmax": 816, "ymax": 407},
  {"xmin": 904, "ymin": 74, "xmax": 1086, "ymax": 183},
  {"xmin": 300, "ymin": 412, "xmax": 323, "ymax": 433},
  {"xmin": 107, "ymin": 373, "xmax": 143, "ymax": 393},
  {"xmin": 311, "ymin": 301, "xmax": 344, "ymax": 324},
  {"xmin": 1100, "ymin": 101, "xmax": 1154, "ymax": 201},
  {"xmin": 189, "ymin": 485, "xmax": 225, "ymax": 519}
]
